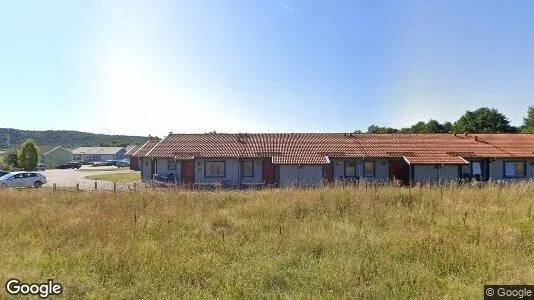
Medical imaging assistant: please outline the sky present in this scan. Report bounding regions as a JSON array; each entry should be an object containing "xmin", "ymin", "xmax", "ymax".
[{"xmin": 1, "ymin": 0, "xmax": 534, "ymax": 137}]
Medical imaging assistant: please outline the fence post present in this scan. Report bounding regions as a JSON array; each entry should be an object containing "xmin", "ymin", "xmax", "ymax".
[
  {"xmin": 76, "ymin": 183, "xmax": 79, "ymax": 192},
  {"xmin": 53, "ymin": 183, "xmax": 56, "ymax": 191},
  {"xmin": 94, "ymin": 181, "xmax": 97, "ymax": 190},
  {"xmin": 114, "ymin": 182, "xmax": 116, "ymax": 192}
]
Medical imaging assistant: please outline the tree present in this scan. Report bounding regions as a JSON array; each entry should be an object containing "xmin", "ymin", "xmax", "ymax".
[
  {"xmin": 521, "ymin": 106, "xmax": 534, "ymax": 133},
  {"xmin": 452, "ymin": 107, "xmax": 517, "ymax": 133},
  {"xmin": 367, "ymin": 125, "xmax": 399, "ymax": 134},
  {"xmin": 17, "ymin": 139, "xmax": 39, "ymax": 171},
  {"xmin": 4, "ymin": 148, "xmax": 19, "ymax": 169}
]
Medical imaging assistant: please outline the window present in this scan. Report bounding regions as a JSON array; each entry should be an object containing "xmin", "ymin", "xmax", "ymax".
[
  {"xmin": 242, "ymin": 161, "xmax": 254, "ymax": 177},
  {"xmin": 168, "ymin": 160, "xmax": 177, "ymax": 170},
  {"xmin": 504, "ymin": 161, "xmax": 526, "ymax": 178},
  {"xmin": 205, "ymin": 161, "xmax": 225, "ymax": 177},
  {"xmin": 345, "ymin": 161, "xmax": 357, "ymax": 177},
  {"xmin": 472, "ymin": 161, "xmax": 482, "ymax": 176},
  {"xmin": 363, "ymin": 161, "xmax": 375, "ymax": 177}
]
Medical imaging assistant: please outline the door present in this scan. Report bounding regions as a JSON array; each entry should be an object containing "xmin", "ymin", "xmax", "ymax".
[
  {"xmin": 151, "ymin": 159, "xmax": 157, "ymax": 177},
  {"xmin": 262, "ymin": 161, "xmax": 275, "ymax": 184},
  {"xmin": 322, "ymin": 163, "xmax": 334, "ymax": 182},
  {"xmin": 181, "ymin": 161, "xmax": 195, "ymax": 184},
  {"xmin": 10, "ymin": 173, "xmax": 25, "ymax": 187},
  {"xmin": 389, "ymin": 160, "xmax": 410, "ymax": 184}
]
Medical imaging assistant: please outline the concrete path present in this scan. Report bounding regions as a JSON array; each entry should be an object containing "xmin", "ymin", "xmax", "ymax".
[{"xmin": 41, "ymin": 166, "xmax": 142, "ymax": 191}]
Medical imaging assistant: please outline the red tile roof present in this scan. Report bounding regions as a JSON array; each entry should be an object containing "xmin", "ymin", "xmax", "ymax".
[
  {"xmin": 471, "ymin": 134, "xmax": 534, "ymax": 157},
  {"xmin": 133, "ymin": 140, "xmax": 159, "ymax": 157},
  {"xmin": 145, "ymin": 133, "xmax": 534, "ymax": 164},
  {"xmin": 125, "ymin": 145, "xmax": 140, "ymax": 156}
]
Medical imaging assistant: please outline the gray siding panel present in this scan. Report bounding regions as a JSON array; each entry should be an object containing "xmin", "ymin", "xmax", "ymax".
[
  {"xmin": 489, "ymin": 159, "xmax": 504, "ymax": 180},
  {"xmin": 140, "ymin": 157, "xmax": 152, "ymax": 180},
  {"xmin": 279, "ymin": 165, "xmax": 323, "ymax": 186},
  {"xmin": 240, "ymin": 159, "xmax": 264, "ymax": 184},
  {"xmin": 331, "ymin": 159, "xmax": 389, "ymax": 181},
  {"xmin": 414, "ymin": 165, "xmax": 458, "ymax": 182}
]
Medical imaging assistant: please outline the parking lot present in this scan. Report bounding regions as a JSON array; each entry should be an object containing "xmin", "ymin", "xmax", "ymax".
[{"xmin": 42, "ymin": 166, "xmax": 141, "ymax": 191}]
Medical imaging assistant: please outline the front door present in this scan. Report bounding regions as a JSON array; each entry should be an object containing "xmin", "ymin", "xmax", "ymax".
[
  {"xmin": 389, "ymin": 160, "xmax": 410, "ymax": 184},
  {"xmin": 181, "ymin": 161, "xmax": 195, "ymax": 184},
  {"xmin": 322, "ymin": 163, "xmax": 333, "ymax": 182},
  {"xmin": 262, "ymin": 161, "xmax": 275, "ymax": 184}
]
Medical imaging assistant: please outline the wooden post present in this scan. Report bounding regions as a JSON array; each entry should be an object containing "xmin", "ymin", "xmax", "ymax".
[
  {"xmin": 76, "ymin": 183, "xmax": 79, "ymax": 192},
  {"xmin": 133, "ymin": 183, "xmax": 136, "ymax": 191},
  {"xmin": 94, "ymin": 181, "xmax": 97, "ymax": 190},
  {"xmin": 53, "ymin": 183, "xmax": 56, "ymax": 191},
  {"xmin": 113, "ymin": 182, "xmax": 116, "ymax": 192}
]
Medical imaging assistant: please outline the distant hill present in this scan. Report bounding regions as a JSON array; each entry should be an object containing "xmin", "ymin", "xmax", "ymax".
[{"xmin": 0, "ymin": 128, "xmax": 153, "ymax": 150}]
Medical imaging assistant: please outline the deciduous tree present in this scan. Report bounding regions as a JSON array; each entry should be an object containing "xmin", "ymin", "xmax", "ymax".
[{"xmin": 17, "ymin": 139, "xmax": 39, "ymax": 171}]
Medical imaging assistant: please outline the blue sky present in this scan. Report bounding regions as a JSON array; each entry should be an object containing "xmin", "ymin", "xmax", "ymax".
[{"xmin": 1, "ymin": 0, "xmax": 533, "ymax": 137}]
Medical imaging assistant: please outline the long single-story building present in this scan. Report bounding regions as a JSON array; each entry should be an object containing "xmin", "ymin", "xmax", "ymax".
[
  {"xmin": 72, "ymin": 147, "xmax": 127, "ymax": 162},
  {"xmin": 135, "ymin": 133, "xmax": 534, "ymax": 186}
]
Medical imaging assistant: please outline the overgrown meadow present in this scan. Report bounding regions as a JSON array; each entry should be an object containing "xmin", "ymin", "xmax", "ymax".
[{"xmin": 1, "ymin": 184, "xmax": 533, "ymax": 298}]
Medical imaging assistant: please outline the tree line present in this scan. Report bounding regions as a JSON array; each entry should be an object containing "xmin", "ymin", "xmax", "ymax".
[
  {"xmin": 362, "ymin": 106, "xmax": 534, "ymax": 134},
  {"xmin": 0, "ymin": 128, "xmax": 154, "ymax": 150}
]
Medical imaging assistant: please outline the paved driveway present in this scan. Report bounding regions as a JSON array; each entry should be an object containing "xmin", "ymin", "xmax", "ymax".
[{"xmin": 42, "ymin": 166, "xmax": 141, "ymax": 191}]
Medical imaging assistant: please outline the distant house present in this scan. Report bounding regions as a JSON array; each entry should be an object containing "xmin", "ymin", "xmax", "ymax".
[
  {"xmin": 72, "ymin": 147, "xmax": 127, "ymax": 162},
  {"xmin": 125, "ymin": 145, "xmax": 141, "ymax": 170},
  {"xmin": 42, "ymin": 146, "xmax": 73, "ymax": 167}
]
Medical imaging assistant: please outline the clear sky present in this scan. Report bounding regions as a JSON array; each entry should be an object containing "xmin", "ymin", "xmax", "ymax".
[{"xmin": 1, "ymin": 0, "xmax": 533, "ymax": 137}]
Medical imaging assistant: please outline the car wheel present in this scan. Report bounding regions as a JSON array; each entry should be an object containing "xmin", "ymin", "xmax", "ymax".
[{"xmin": 34, "ymin": 181, "xmax": 42, "ymax": 188}]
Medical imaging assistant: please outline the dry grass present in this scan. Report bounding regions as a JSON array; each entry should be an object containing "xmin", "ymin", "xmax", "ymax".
[
  {"xmin": 84, "ymin": 172, "xmax": 141, "ymax": 183},
  {"xmin": 1, "ymin": 183, "xmax": 533, "ymax": 298}
]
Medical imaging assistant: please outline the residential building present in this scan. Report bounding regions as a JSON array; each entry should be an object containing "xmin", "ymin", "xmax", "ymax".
[
  {"xmin": 72, "ymin": 147, "xmax": 127, "ymax": 162},
  {"xmin": 137, "ymin": 133, "xmax": 534, "ymax": 186},
  {"xmin": 41, "ymin": 146, "xmax": 73, "ymax": 167}
]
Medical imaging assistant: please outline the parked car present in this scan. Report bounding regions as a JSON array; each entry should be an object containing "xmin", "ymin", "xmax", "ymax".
[
  {"xmin": 116, "ymin": 160, "xmax": 130, "ymax": 168},
  {"xmin": 0, "ymin": 170, "xmax": 9, "ymax": 177},
  {"xmin": 153, "ymin": 173, "xmax": 177, "ymax": 186},
  {"xmin": 105, "ymin": 160, "xmax": 118, "ymax": 166},
  {"xmin": 56, "ymin": 162, "xmax": 81, "ymax": 169},
  {"xmin": 36, "ymin": 163, "xmax": 47, "ymax": 171},
  {"xmin": 79, "ymin": 161, "xmax": 94, "ymax": 165},
  {"xmin": 0, "ymin": 171, "xmax": 47, "ymax": 188}
]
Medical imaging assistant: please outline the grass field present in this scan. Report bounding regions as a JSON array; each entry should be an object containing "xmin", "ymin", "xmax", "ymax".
[
  {"xmin": 84, "ymin": 172, "xmax": 141, "ymax": 183},
  {"xmin": 1, "ymin": 184, "xmax": 533, "ymax": 298}
]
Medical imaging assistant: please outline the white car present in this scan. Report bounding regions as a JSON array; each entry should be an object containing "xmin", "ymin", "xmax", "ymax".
[{"xmin": 0, "ymin": 171, "xmax": 47, "ymax": 188}]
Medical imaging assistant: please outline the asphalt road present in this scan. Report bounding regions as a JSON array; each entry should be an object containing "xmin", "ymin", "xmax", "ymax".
[{"xmin": 41, "ymin": 166, "xmax": 141, "ymax": 191}]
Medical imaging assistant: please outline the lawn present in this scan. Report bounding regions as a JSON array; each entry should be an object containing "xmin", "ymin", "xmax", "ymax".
[
  {"xmin": 84, "ymin": 172, "xmax": 141, "ymax": 183},
  {"xmin": 0, "ymin": 184, "xmax": 533, "ymax": 298}
]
